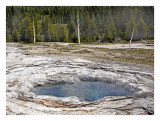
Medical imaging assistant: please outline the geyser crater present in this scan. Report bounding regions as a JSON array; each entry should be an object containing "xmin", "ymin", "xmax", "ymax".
[{"xmin": 32, "ymin": 79, "xmax": 137, "ymax": 102}]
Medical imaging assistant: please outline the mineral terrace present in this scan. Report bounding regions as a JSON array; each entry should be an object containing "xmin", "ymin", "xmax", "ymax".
[{"xmin": 6, "ymin": 43, "xmax": 154, "ymax": 115}]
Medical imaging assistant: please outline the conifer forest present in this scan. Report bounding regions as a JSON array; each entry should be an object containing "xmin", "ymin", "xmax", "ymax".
[{"xmin": 6, "ymin": 6, "xmax": 154, "ymax": 43}]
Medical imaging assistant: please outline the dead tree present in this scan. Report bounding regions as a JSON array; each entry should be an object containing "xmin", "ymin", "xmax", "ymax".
[
  {"xmin": 33, "ymin": 17, "xmax": 36, "ymax": 44},
  {"xmin": 129, "ymin": 28, "xmax": 134, "ymax": 49},
  {"xmin": 77, "ymin": 11, "xmax": 80, "ymax": 44}
]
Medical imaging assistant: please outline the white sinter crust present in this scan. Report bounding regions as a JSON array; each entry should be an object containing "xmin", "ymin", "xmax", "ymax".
[{"xmin": 6, "ymin": 43, "xmax": 154, "ymax": 115}]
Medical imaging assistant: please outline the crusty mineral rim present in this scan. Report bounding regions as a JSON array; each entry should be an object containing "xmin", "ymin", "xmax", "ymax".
[{"xmin": 6, "ymin": 43, "xmax": 154, "ymax": 115}]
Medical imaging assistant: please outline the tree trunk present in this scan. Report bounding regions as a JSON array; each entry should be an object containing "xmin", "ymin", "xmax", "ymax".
[
  {"xmin": 129, "ymin": 28, "xmax": 134, "ymax": 49},
  {"xmin": 77, "ymin": 11, "xmax": 80, "ymax": 44},
  {"xmin": 33, "ymin": 18, "xmax": 36, "ymax": 44}
]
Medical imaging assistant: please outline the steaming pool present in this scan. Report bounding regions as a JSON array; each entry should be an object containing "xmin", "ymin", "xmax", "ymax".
[{"xmin": 32, "ymin": 81, "xmax": 134, "ymax": 102}]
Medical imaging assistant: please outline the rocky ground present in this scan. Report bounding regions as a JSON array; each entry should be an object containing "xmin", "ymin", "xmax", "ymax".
[{"xmin": 6, "ymin": 42, "xmax": 154, "ymax": 115}]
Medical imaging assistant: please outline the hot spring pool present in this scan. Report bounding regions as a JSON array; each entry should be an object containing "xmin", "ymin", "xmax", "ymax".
[{"xmin": 32, "ymin": 81, "xmax": 134, "ymax": 102}]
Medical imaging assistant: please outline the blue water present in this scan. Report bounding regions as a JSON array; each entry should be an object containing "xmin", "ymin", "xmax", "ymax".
[{"xmin": 32, "ymin": 81, "xmax": 133, "ymax": 102}]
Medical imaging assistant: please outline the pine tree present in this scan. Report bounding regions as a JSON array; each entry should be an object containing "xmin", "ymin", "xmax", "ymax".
[
  {"xmin": 88, "ymin": 20, "xmax": 98, "ymax": 42},
  {"xmin": 81, "ymin": 10, "xmax": 91, "ymax": 40},
  {"xmin": 48, "ymin": 20, "xmax": 53, "ymax": 41},
  {"xmin": 107, "ymin": 30, "xmax": 113, "ymax": 42},
  {"xmin": 137, "ymin": 16, "xmax": 148, "ymax": 40},
  {"xmin": 25, "ymin": 25, "xmax": 34, "ymax": 43},
  {"xmin": 12, "ymin": 28, "xmax": 20, "ymax": 42},
  {"xmin": 68, "ymin": 21, "xmax": 76, "ymax": 39},
  {"xmin": 6, "ymin": 27, "xmax": 12, "ymax": 42},
  {"xmin": 34, "ymin": 15, "xmax": 42, "ymax": 42},
  {"xmin": 56, "ymin": 24, "xmax": 68, "ymax": 42},
  {"xmin": 19, "ymin": 16, "xmax": 33, "ymax": 42},
  {"xmin": 109, "ymin": 17, "xmax": 118, "ymax": 39},
  {"xmin": 42, "ymin": 16, "xmax": 50, "ymax": 42},
  {"xmin": 103, "ymin": 17, "xmax": 117, "ymax": 42},
  {"xmin": 95, "ymin": 15, "xmax": 102, "ymax": 35},
  {"xmin": 71, "ymin": 32, "xmax": 78, "ymax": 43},
  {"xmin": 48, "ymin": 22, "xmax": 56, "ymax": 42},
  {"xmin": 125, "ymin": 13, "xmax": 138, "ymax": 41}
]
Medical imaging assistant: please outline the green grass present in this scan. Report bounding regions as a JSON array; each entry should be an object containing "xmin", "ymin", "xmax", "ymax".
[
  {"xmin": 58, "ymin": 46, "xmax": 73, "ymax": 52},
  {"xmin": 14, "ymin": 42, "xmax": 154, "ymax": 66},
  {"xmin": 74, "ymin": 49, "xmax": 92, "ymax": 54},
  {"xmin": 95, "ymin": 48, "xmax": 154, "ymax": 66}
]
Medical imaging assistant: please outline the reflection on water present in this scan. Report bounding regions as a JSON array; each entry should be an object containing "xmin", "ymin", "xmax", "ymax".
[{"xmin": 32, "ymin": 81, "xmax": 133, "ymax": 102}]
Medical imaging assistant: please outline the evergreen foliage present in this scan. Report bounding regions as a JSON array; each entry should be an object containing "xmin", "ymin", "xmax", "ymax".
[
  {"xmin": 6, "ymin": 6, "xmax": 154, "ymax": 43},
  {"xmin": 12, "ymin": 28, "xmax": 20, "ymax": 42}
]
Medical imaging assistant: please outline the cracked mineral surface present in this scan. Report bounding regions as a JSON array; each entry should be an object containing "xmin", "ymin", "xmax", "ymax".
[{"xmin": 6, "ymin": 43, "xmax": 154, "ymax": 115}]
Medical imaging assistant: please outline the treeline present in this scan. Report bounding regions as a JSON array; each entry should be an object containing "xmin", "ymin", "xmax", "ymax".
[{"xmin": 6, "ymin": 6, "xmax": 154, "ymax": 43}]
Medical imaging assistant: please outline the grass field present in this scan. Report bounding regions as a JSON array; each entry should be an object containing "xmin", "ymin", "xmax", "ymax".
[{"xmin": 16, "ymin": 42, "xmax": 154, "ymax": 66}]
